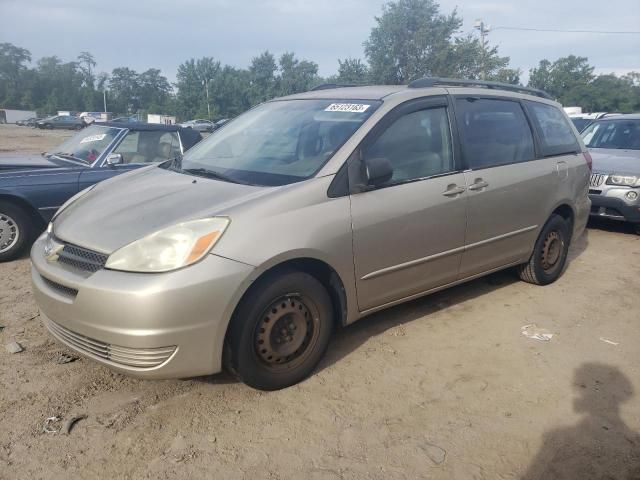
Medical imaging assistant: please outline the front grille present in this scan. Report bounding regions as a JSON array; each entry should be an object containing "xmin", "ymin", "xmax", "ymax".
[
  {"xmin": 46, "ymin": 319, "xmax": 176, "ymax": 368},
  {"xmin": 41, "ymin": 275, "xmax": 78, "ymax": 298},
  {"xmin": 57, "ymin": 243, "xmax": 108, "ymax": 273},
  {"xmin": 590, "ymin": 173, "xmax": 606, "ymax": 187}
]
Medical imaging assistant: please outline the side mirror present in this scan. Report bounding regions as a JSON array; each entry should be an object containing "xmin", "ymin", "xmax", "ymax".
[
  {"xmin": 106, "ymin": 153, "xmax": 123, "ymax": 166},
  {"xmin": 364, "ymin": 157, "xmax": 393, "ymax": 186}
]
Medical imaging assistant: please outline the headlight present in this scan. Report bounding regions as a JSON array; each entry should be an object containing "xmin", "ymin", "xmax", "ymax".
[
  {"xmin": 105, "ymin": 217, "xmax": 230, "ymax": 273},
  {"xmin": 52, "ymin": 184, "xmax": 96, "ymax": 221},
  {"xmin": 606, "ymin": 175, "xmax": 638, "ymax": 186}
]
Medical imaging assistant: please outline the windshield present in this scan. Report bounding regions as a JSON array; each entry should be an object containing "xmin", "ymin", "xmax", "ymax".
[
  {"xmin": 582, "ymin": 120, "xmax": 640, "ymax": 150},
  {"xmin": 570, "ymin": 118, "xmax": 592, "ymax": 133},
  {"xmin": 49, "ymin": 125, "xmax": 123, "ymax": 163},
  {"xmin": 178, "ymin": 99, "xmax": 380, "ymax": 186}
]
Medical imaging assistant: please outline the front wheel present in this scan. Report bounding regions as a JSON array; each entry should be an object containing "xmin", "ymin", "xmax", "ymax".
[
  {"xmin": 0, "ymin": 202, "xmax": 33, "ymax": 262},
  {"xmin": 518, "ymin": 214, "xmax": 570, "ymax": 285},
  {"xmin": 225, "ymin": 270, "xmax": 334, "ymax": 390}
]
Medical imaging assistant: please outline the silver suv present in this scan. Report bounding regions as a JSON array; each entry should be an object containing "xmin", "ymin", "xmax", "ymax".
[
  {"xmin": 582, "ymin": 114, "xmax": 640, "ymax": 234},
  {"xmin": 31, "ymin": 78, "xmax": 591, "ymax": 390}
]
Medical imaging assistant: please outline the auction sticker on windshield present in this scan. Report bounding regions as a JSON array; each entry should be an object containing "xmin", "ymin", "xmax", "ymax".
[
  {"xmin": 324, "ymin": 103, "xmax": 370, "ymax": 113},
  {"xmin": 80, "ymin": 134, "xmax": 107, "ymax": 144}
]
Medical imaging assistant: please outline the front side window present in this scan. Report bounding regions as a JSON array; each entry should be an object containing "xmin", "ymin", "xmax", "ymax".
[
  {"xmin": 363, "ymin": 107, "xmax": 454, "ymax": 184},
  {"xmin": 114, "ymin": 131, "xmax": 181, "ymax": 163},
  {"xmin": 582, "ymin": 120, "xmax": 640, "ymax": 150},
  {"xmin": 456, "ymin": 98, "xmax": 535, "ymax": 169},
  {"xmin": 526, "ymin": 101, "xmax": 579, "ymax": 156},
  {"xmin": 179, "ymin": 99, "xmax": 380, "ymax": 186},
  {"xmin": 48, "ymin": 125, "xmax": 122, "ymax": 163}
]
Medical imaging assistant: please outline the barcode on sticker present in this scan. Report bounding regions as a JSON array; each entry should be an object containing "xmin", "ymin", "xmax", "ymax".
[
  {"xmin": 325, "ymin": 103, "xmax": 370, "ymax": 113},
  {"xmin": 80, "ymin": 134, "xmax": 106, "ymax": 144}
]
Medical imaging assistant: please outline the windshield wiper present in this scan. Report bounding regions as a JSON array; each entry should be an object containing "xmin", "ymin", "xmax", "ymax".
[
  {"xmin": 52, "ymin": 152, "xmax": 90, "ymax": 164},
  {"xmin": 182, "ymin": 167, "xmax": 243, "ymax": 184}
]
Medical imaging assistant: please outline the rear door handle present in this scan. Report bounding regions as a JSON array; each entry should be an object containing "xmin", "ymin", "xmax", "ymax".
[
  {"xmin": 442, "ymin": 184, "xmax": 466, "ymax": 197},
  {"xmin": 468, "ymin": 179, "xmax": 489, "ymax": 191}
]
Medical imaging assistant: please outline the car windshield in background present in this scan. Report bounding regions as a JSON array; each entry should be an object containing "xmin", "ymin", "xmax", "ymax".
[
  {"xmin": 571, "ymin": 118, "xmax": 592, "ymax": 132},
  {"xmin": 48, "ymin": 125, "xmax": 123, "ymax": 163},
  {"xmin": 582, "ymin": 120, "xmax": 640, "ymax": 150},
  {"xmin": 178, "ymin": 99, "xmax": 380, "ymax": 186}
]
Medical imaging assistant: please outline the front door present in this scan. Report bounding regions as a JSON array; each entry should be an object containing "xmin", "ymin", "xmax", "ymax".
[{"xmin": 350, "ymin": 98, "xmax": 468, "ymax": 311}]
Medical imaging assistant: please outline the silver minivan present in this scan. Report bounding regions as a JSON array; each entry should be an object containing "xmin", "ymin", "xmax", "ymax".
[{"xmin": 31, "ymin": 79, "xmax": 591, "ymax": 390}]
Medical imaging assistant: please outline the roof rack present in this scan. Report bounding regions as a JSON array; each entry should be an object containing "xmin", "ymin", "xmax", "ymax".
[
  {"xmin": 407, "ymin": 77, "xmax": 552, "ymax": 99},
  {"xmin": 310, "ymin": 83, "xmax": 367, "ymax": 91}
]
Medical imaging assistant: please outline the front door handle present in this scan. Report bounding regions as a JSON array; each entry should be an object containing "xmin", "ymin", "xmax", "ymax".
[
  {"xmin": 442, "ymin": 184, "xmax": 466, "ymax": 197},
  {"xmin": 468, "ymin": 179, "xmax": 489, "ymax": 191}
]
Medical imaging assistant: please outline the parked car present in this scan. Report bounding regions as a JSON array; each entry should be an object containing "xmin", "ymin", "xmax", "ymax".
[
  {"xmin": 180, "ymin": 119, "xmax": 215, "ymax": 132},
  {"xmin": 569, "ymin": 112, "xmax": 621, "ymax": 133},
  {"xmin": 213, "ymin": 118, "xmax": 229, "ymax": 130},
  {"xmin": 25, "ymin": 117, "xmax": 42, "ymax": 127},
  {"xmin": 31, "ymin": 79, "xmax": 590, "ymax": 390},
  {"xmin": 109, "ymin": 116, "xmax": 141, "ymax": 124},
  {"xmin": 582, "ymin": 114, "xmax": 640, "ymax": 233},
  {"xmin": 35, "ymin": 115, "xmax": 86, "ymax": 130},
  {"xmin": 0, "ymin": 123, "xmax": 202, "ymax": 261},
  {"xmin": 16, "ymin": 117, "xmax": 37, "ymax": 126}
]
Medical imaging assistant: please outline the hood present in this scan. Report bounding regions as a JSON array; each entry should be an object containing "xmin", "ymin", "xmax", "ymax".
[
  {"xmin": 54, "ymin": 165, "xmax": 275, "ymax": 253},
  {"xmin": 589, "ymin": 148, "xmax": 640, "ymax": 175},
  {"xmin": 0, "ymin": 154, "xmax": 71, "ymax": 172}
]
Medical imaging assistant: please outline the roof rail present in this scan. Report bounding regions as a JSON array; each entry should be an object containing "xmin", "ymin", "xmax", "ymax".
[
  {"xmin": 310, "ymin": 83, "xmax": 366, "ymax": 91},
  {"xmin": 407, "ymin": 77, "xmax": 552, "ymax": 99}
]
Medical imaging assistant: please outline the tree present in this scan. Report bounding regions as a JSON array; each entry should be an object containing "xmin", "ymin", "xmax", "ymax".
[
  {"xmin": 364, "ymin": 0, "xmax": 462, "ymax": 84},
  {"xmin": 276, "ymin": 52, "xmax": 320, "ymax": 96},
  {"xmin": 528, "ymin": 55, "xmax": 594, "ymax": 102},
  {"xmin": 249, "ymin": 51, "xmax": 277, "ymax": 104},
  {"xmin": 335, "ymin": 58, "xmax": 370, "ymax": 84},
  {"xmin": 175, "ymin": 57, "xmax": 221, "ymax": 119},
  {"xmin": 109, "ymin": 67, "xmax": 140, "ymax": 113},
  {"xmin": 0, "ymin": 42, "xmax": 32, "ymax": 108}
]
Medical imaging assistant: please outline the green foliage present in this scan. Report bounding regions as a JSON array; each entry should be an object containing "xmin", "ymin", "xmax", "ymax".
[
  {"xmin": 528, "ymin": 56, "xmax": 639, "ymax": 113},
  {"xmin": 1, "ymin": 21, "xmax": 638, "ymax": 120}
]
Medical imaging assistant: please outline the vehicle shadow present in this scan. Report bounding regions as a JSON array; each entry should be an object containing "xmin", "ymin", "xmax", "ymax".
[
  {"xmin": 320, "ymin": 233, "xmax": 590, "ymax": 374},
  {"xmin": 587, "ymin": 217, "xmax": 638, "ymax": 236},
  {"xmin": 521, "ymin": 363, "xmax": 640, "ymax": 479}
]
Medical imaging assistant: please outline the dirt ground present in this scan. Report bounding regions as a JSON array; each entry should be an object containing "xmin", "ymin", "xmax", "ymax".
[{"xmin": 1, "ymin": 124, "xmax": 639, "ymax": 479}]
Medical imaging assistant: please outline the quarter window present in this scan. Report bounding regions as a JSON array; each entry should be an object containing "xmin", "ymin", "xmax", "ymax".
[
  {"xmin": 363, "ymin": 107, "xmax": 454, "ymax": 184},
  {"xmin": 455, "ymin": 98, "xmax": 535, "ymax": 169},
  {"xmin": 526, "ymin": 101, "xmax": 580, "ymax": 156},
  {"xmin": 114, "ymin": 131, "xmax": 181, "ymax": 164}
]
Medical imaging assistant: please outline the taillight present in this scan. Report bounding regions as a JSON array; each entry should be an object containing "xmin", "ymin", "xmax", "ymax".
[{"xmin": 583, "ymin": 151, "xmax": 593, "ymax": 172}]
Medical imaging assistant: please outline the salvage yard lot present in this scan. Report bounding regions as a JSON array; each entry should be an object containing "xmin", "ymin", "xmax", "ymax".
[{"xmin": 1, "ymin": 124, "xmax": 639, "ymax": 479}]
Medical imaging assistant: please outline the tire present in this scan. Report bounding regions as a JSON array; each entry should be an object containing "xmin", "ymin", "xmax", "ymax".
[
  {"xmin": 518, "ymin": 214, "xmax": 570, "ymax": 285},
  {"xmin": 0, "ymin": 202, "xmax": 33, "ymax": 262},
  {"xmin": 226, "ymin": 270, "xmax": 334, "ymax": 391},
  {"xmin": 633, "ymin": 224, "xmax": 640, "ymax": 236}
]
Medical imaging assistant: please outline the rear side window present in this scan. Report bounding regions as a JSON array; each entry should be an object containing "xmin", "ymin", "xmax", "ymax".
[
  {"xmin": 526, "ymin": 101, "xmax": 580, "ymax": 156},
  {"xmin": 455, "ymin": 98, "xmax": 535, "ymax": 169}
]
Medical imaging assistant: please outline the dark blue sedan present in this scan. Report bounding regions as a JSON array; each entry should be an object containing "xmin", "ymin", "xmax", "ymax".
[{"xmin": 0, "ymin": 122, "xmax": 202, "ymax": 261}]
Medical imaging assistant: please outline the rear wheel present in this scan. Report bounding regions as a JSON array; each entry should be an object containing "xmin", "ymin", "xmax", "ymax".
[
  {"xmin": 0, "ymin": 202, "xmax": 33, "ymax": 262},
  {"xmin": 518, "ymin": 214, "xmax": 570, "ymax": 285},
  {"xmin": 226, "ymin": 270, "xmax": 334, "ymax": 390}
]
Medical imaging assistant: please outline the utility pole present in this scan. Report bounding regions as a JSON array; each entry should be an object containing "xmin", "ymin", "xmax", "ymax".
[
  {"xmin": 474, "ymin": 19, "xmax": 490, "ymax": 80},
  {"xmin": 202, "ymin": 78, "xmax": 211, "ymax": 120},
  {"xmin": 103, "ymin": 90, "xmax": 107, "ymax": 113}
]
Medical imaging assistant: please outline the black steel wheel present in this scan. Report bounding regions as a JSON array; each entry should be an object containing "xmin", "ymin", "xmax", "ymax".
[
  {"xmin": 226, "ymin": 270, "xmax": 334, "ymax": 390},
  {"xmin": 518, "ymin": 214, "xmax": 570, "ymax": 285}
]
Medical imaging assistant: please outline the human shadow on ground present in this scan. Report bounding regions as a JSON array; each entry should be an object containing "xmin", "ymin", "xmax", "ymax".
[{"xmin": 521, "ymin": 363, "xmax": 640, "ymax": 480}]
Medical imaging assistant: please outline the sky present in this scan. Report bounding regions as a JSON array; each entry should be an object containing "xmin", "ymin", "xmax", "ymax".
[{"xmin": 1, "ymin": 0, "xmax": 639, "ymax": 84}]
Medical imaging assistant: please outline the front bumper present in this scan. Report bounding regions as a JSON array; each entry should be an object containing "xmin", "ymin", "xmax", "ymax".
[
  {"xmin": 31, "ymin": 235, "xmax": 254, "ymax": 379},
  {"xmin": 589, "ymin": 193, "xmax": 640, "ymax": 223}
]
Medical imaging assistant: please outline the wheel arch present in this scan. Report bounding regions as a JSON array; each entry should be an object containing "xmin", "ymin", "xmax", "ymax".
[
  {"xmin": 550, "ymin": 202, "xmax": 575, "ymax": 240},
  {"xmin": 0, "ymin": 193, "xmax": 47, "ymax": 231}
]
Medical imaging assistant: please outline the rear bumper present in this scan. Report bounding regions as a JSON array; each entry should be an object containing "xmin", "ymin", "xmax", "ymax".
[
  {"xmin": 589, "ymin": 194, "xmax": 640, "ymax": 223},
  {"xmin": 31, "ymin": 235, "xmax": 255, "ymax": 379}
]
